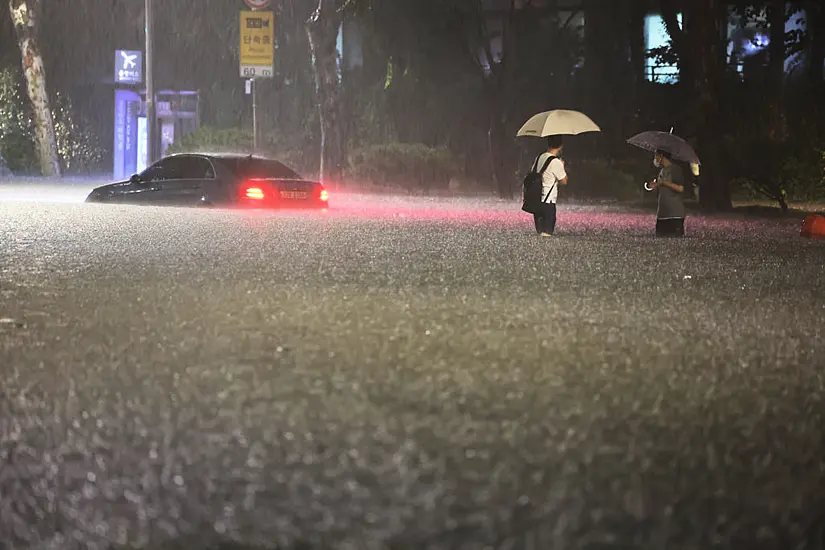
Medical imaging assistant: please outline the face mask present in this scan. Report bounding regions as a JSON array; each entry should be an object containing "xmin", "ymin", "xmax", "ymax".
[{"xmin": 653, "ymin": 158, "xmax": 662, "ymax": 168}]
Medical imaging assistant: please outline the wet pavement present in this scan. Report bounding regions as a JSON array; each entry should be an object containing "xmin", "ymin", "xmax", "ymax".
[{"xmin": 1, "ymin": 185, "xmax": 824, "ymax": 549}]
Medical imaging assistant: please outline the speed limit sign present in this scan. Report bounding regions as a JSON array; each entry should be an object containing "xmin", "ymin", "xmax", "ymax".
[{"xmin": 243, "ymin": 0, "xmax": 271, "ymax": 8}]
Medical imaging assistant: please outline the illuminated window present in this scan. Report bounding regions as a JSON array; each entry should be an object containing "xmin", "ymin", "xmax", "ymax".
[{"xmin": 645, "ymin": 13, "xmax": 681, "ymax": 84}]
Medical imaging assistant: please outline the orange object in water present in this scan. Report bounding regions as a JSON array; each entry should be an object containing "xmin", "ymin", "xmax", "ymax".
[{"xmin": 801, "ymin": 214, "xmax": 825, "ymax": 239}]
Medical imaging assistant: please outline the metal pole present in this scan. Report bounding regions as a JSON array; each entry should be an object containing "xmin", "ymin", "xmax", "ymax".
[
  {"xmin": 252, "ymin": 78, "xmax": 258, "ymax": 152},
  {"xmin": 145, "ymin": 0, "xmax": 156, "ymax": 164}
]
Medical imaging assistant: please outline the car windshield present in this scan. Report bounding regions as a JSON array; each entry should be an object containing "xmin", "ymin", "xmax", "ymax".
[{"xmin": 220, "ymin": 158, "xmax": 302, "ymax": 180}]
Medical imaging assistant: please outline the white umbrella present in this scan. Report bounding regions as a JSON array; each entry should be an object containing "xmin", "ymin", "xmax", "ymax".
[{"xmin": 516, "ymin": 110, "xmax": 601, "ymax": 137}]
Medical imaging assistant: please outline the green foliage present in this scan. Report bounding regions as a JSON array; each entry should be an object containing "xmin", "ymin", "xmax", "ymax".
[
  {"xmin": 263, "ymin": 128, "xmax": 319, "ymax": 176},
  {"xmin": 778, "ymin": 146, "xmax": 825, "ymax": 202},
  {"xmin": 353, "ymin": 0, "xmax": 587, "ymax": 192},
  {"xmin": 165, "ymin": 126, "xmax": 254, "ymax": 155},
  {"xmin": 345, "ymin": 76, "xmax": 395, "ymax": 151},
  {"xmin": 165, "ymin": 125, "xmax": 318, "ymax": 176},
  {"xmin": 52, "ymin": 92, "xmax": 105, "ymax": 174},
  {"xmin": 346, "ymin": 142, "xmax": 459, "ymax": 193},
  {"xmin": 562, "ymin": 159, "xmax": 642, "ymax": 202},
  {"xmin": 729, "ymin": 137, "xmax": 825, "ymax": 204},
  {"xmin": 0, "ymin": 68, "xmax": 36, "ymax": 173},
  {"xmin": 0, "ymin": 67, "xmax": 104, "ymax": 175}
]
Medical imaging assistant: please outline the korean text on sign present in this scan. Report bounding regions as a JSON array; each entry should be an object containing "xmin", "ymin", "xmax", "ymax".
[{"xmin": 239, "ymin": 11, "xmax": 274, "ymax": 67}]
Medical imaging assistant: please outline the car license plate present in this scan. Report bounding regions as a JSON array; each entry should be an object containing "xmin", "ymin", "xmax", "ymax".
[{"xmin": 280, "ymin": 191, "xmax": 308, "ymax": 199}]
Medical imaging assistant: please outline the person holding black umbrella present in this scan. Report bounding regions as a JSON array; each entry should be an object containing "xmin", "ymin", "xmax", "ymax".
[
  {"xmin": 627, "ymin": 129, "xmax": 700, "ymax": 238},
  {"xmin": 647, "ymin": 149, "xmax": 687, "ymax": 237}
]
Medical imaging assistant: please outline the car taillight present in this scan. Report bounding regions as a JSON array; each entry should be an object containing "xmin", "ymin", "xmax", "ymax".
[
  {"xmin": 245, "ymin": 186, "xmax": 265, "ymax": 200},
  {"xmin": 320, "ymin": 189, "xmax": 329, "ymax": 202}
]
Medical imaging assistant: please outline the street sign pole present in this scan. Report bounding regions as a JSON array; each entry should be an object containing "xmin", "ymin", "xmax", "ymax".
[
  {"xmin": 145, "ymin": 0, "xmax": 156, "ymax": 164},
  {"xmin": 239, "ymin": 8, "xmax": 273, "ymax": 153},
  {"xmin": 252, "ymin": 78, "xmax": 258, "ymax": 151}
]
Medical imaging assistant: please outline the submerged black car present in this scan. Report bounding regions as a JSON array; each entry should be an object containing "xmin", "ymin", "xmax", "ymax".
[{"xmin": 85, "ymin": 153, "xmax": 329, "ymax": 209}]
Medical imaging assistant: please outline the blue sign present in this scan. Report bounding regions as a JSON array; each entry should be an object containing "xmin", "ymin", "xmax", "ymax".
[
  {"xmin": 113, "ymin": 93, "xmax": 126, "ymax": 178},
  {"xmin": 114, "ymin": 50, "xmax": 143, "ymax": 85},
  {"xmin": 113, "ymin": 89, "xmax": 141, "ymax": 179},
  {"xmin": 124, "ymin": 100, "xmax": 138, "ymax": 176},
  {"xmin": 137, "ymin": 117, "xmax": 148, "ymax": 173}
]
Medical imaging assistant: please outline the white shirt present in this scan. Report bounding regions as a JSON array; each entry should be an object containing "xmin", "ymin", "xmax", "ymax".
[{"xmin": 537, "ymin": 152, "xmax": 567, "ymax": 204}]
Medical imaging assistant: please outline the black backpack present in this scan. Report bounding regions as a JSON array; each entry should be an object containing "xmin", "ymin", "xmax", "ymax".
[{"xmin": 521, "ymin": 154, "xmax": 556, "ymax": 214}]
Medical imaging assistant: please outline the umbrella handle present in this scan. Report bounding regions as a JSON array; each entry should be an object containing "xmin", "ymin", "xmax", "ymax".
[{"xmin": 644, "ymin": 181, "xmax": 655, "ymax": 192}]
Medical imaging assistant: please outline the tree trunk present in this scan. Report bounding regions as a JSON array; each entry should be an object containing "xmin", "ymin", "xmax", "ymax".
[
  {"xmin": 584, "ymin": 0, "xmax": 635, "ymax": 158},
  {"xmin": 768, "ymin": 0, "xmax": 785, "ymax": 141},
  {"xmin": 661, "ymin": 0, "xmax": 731, "ymax": 211},
  {"xmin": 692, "ymin": 0, "xmax": 731, "ymax": 211},
  {"xmin": 307, "ymin": 0, "xmax": 346, "ymax": 187},
  {"xmin": 9, "ymin": 0, "xmax": 60, "ymax": 177},
  {"xmin": 764, "ymin": 0, "xmax": 788, "ymax": 211},
  {"xmin": 807, "ymin": 2, "xmax": 825, "ymax": 85},
  {"xmin": 487, "ymin": 99, "xmax": 513, "ymax": 200},
  {"xmin": 488, "ymin": 0, "xmax": 516, "ymax": 200},
  {"xmin": 483, "ymin": 44, "xmax": 515, "ymax": 200},
  {"xmin": 628, "ymin": 1, "xmax": 647, "ymax": 88},
  {"xmin": 778, "ymin": 191, "xmax": 788, "ymax": 213},
  {"xmin": 661, "ymin": 0, "xmax": 692, "ymax": 83}
]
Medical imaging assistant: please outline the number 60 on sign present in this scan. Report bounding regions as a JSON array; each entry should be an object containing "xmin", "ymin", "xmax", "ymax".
[{"xmin": 241, "ymin": 66, "xmax": 272, "ymax": 78}]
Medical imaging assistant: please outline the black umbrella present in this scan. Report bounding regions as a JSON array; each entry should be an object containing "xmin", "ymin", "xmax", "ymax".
[{"xmin": 627, "ymin": 130, "xmax": 701, "ymax": 165}]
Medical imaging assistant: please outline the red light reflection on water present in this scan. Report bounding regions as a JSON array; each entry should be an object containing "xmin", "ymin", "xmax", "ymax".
[
  {"xmin": 318, "ymin": 195, "xmax": 805, "ymax": 240},
  {"xmin": 0, "ymin": 181, "xmax": 798, "ymax": 241}
]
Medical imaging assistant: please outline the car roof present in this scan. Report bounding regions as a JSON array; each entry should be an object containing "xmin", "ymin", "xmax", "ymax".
[{"xmin": 164, "ymin": 152, "xmax": 275, "ymax": 161}]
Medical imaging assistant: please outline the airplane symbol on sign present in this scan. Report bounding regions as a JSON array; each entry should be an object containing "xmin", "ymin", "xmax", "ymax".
[{"xmin": 121, "ymin": 51, "xmax": 137, "ymax": 69}]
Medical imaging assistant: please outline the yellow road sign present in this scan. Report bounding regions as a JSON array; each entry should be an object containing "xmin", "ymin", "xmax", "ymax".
[{"xmin": 240, "ymin": 10, "xmax": 274, "ymax": 77}]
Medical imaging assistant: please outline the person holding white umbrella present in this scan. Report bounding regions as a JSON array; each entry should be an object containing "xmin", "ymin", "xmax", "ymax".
[
  {"xmin": 518, "ymin": 110, "xmax": 600, "ymax": 236},
  {"xmin": 531, "ymin": 135, "xmax": 568, "ymax": 236}
]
